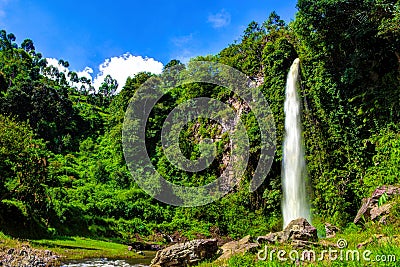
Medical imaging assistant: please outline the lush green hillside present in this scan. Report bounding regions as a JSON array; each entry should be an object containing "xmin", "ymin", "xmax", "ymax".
[{"xmin": 0, "ymin": 0, "xmax": 399, "ymax": 255}]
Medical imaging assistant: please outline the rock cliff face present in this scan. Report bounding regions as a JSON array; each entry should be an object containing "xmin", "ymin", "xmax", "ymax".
[
  {"xmin": 150, "ymin": 239, "xmax": 218, "ymax": 267},
  {"xmin": 187, "ymin": 97, "xmax": 251, "ymax": 194}
]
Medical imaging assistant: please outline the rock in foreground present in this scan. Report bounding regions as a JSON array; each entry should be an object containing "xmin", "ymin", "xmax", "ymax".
[
  {"xmin": 257, "ymin": 218, "xmax": 318, "ymax": 248},
  {"xmin": 216, "ymin": 235, "xmax": 259, "ymax": 261},
  {"xmin": 150, "ymin": 239, "xmax": 218, "ymax": 267},
  {"xmin": 0, "ymin": 245, "xmax": 60, "ymax": 267},
  {"xmin": 325, "ymin": 223, "xmax": 340, "ymax": 238},
  {"xmin": 284, "ymin": 218, "xmax": 318, "ymax": 242},
  {"xmin": 354, "ymin": 185, "xmax": 400, "ymax": 224}
]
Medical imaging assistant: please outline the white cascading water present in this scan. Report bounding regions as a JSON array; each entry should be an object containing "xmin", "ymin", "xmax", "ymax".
[{"xmin": 282, "ymin": 58, "xmax": 311, "ymax": 228}]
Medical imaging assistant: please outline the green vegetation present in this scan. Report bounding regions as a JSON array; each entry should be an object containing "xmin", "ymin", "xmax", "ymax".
[
  {"xmin": 0, "ymin": 0, "xmax": 399, "ymax": 265},
  {"xmin": 30, "ymin": 236, "xmax": 146, "ymax": 260},
  {"xmin": 0, "ymin": 231, "xmax": 148, "ymax": 261},
  {"xmin": 197, "ymin": 218, "xmax": 400, "ymax": 267}
]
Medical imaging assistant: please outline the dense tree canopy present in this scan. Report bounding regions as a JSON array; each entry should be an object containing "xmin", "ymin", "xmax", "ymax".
[{"xmin": 0, "ymin": 0, "xmax": 399, "ymax": 239}]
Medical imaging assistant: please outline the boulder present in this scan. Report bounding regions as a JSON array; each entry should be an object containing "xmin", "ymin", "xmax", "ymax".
[
  {"xmin": 370, "ymin": 203, "xmax": 392, "ymax": 221},
  {"xmin": 291, "ymin": 240, "xmax": 319, "ymax": 249},
  {"xmin": 257, "ymin": 218, "xmax": 317, "ymax": 247},
  {"xmin": 372, "ymin": 185, "xmax": 400, "ymax": 199},
  {"xmin": 216, "ymin": 235, "xmax": 259, "ymax": 261},
  {"xmin": 257, "ymin": 232, "xmax": 284, "ymax": 244},
  {"xmin": 0, "ymin": 245, "xmax": 60, "ymax": 267},
  {"xmin": 150, "ymin": 239, "xmax": 218, "ymax": 267},
  {"xmin": 325, "ymin": 223, "xmax": 340, "ymax": 238},
  {"xmin": 130, "ymin": 241, "xmax": 163, "ymax": 251},
  {"xmin": 282, "ymin": 218, "xmax": 318, "ymax": 242},
  {"xmin": 354, "ymin": 185, "xmax": 400, "ymax": 224}
]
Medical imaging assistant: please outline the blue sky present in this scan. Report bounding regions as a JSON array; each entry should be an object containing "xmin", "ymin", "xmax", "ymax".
[{"xmin": 0, "ymin": 0, "xmax": 297, "ymax": 90}]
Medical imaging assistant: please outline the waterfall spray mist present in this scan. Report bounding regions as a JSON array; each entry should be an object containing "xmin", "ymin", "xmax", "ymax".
[{"xmin": 282, "ymin": 58, "xmax": 311, "ymax": 228}]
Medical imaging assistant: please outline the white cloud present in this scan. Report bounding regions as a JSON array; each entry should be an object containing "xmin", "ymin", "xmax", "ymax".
[
  {"xmin": 46, "ymin": 58, "xmax": 68, "ymax": 73},
  {"xmin": 208, "ymin": 9, "xmax": 231, "ymax": 28},
  {"xmin": 92, "ymin": 53, "xmax": 163, "ymax": 92},
  {"xmin": 45, "ymin": 53, "xmax": 164, "ymax": 93},
  {"xmin": 76, "ymin": 67, "xmax": 93, "ymax": 80}
]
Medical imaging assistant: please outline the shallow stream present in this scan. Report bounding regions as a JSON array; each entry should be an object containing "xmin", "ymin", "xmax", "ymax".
[{"xmin": 61, "ymin": 251, "xmax": 156, "ymax": 267}]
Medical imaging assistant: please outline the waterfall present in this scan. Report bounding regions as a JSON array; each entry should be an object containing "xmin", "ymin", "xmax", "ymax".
[{"xmin": 282, "ymin": 58, "xmax": 311, "ymax": 228}]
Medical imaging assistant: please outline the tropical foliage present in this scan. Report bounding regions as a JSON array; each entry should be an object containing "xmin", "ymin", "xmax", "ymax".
[{"xmin": 0, "ymin": 0, "xmax": 399, "ymax": 241}]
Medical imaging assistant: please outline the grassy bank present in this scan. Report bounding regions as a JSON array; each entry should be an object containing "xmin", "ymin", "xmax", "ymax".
[
  {"xmin": 30, "ymin": 236, "xmax": 145, "ymax": 260},
  {"xmin": 0, "ymin": 232, "xmax": 146, "ymax": 261}
]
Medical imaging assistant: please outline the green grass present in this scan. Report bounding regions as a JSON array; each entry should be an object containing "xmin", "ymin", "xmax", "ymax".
[
  {"xmin": 198, "ymin": 217, "xmax": 400, "ymax": 267},
  {"xmin": 29, "ymin": 236, "xmax": 144, "ymax": 260},
  {"xmin": 0, "ymin": 232, "xmax": 154, "ymax": 262},
  {"xmin": 0, "ymin": 230, "xmax": 22, "ymax": 248},
  {"xmin": 2, "ymin": 198, "xmax": 400, "ymax": 266}
]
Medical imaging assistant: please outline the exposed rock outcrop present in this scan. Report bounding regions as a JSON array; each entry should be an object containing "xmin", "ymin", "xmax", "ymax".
[
  {"xmin": 283, "ymin": 218, "xmax": 318, "ymax": 242},
  {"xmin": 216, "ymin": 235, "xmax": 259, "ymax": 261},
  {"xmin": 354, "ymin": 185, "xmax": 400, "ymax": 224},
  {"xmin": 150, "ymin": 239, "xmax": 218, "ymax": 267},
  {"xmin": 129, "ymin": 241, "xmax": 163, "ymax": 251},
  {"xmin": 151, "ymin": 219, "xmax": 319, "ymax": 266},
  {"xmin": 0, "ymin": 245, "xmax": 60, "ymax": 267},
  {"xmin": 325, "ymin": 223, "xmax": 340, "ymax": 238},
  {"xmin": 257, "ymin": 218, "xmax": 318, "ymax": 248}
]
